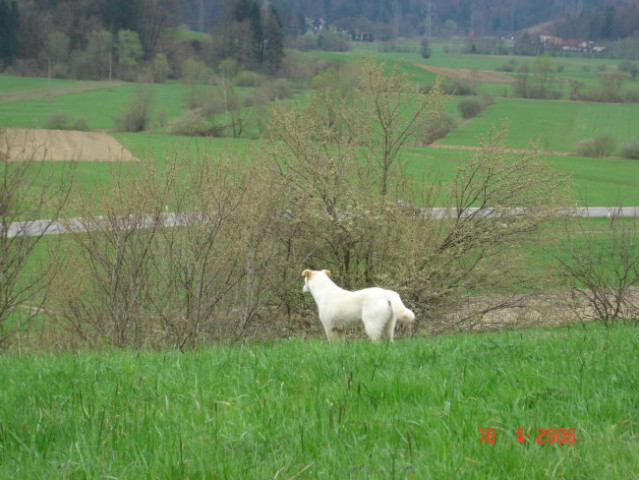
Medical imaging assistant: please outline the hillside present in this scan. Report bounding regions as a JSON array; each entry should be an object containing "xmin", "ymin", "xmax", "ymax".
[{"xmin": 227, "ymin": 0, "xmax": 639, "ymax": 40}]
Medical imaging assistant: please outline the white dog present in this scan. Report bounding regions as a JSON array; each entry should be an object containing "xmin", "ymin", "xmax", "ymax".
[{"xmin": 302, "ymin": 269, "xmax": 415, "ymax": 342}]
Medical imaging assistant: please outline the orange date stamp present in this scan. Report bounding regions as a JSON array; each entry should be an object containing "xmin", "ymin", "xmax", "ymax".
[{"xmin": 480, "ymin": 427, "xmax": 577, "ymax": 445}]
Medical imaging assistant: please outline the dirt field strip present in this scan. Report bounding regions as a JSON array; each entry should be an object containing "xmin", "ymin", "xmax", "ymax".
[
  {"xmin": 415, "ymin": 63, "xmax": 515, "ymax": 83},
  {"xmin": 1, "ymin": 128, "xmax": 138, "ymax": 162},
  {"xmin": 430, "ymin": 143, "xmax": 570, "ymax": 156},
  {"xmin": 0, "ymin": 80, "xmax": 125, "ymax": 103}
]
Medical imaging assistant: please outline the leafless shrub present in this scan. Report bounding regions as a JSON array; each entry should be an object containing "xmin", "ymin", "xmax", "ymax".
[
  {"xmin": 146, "ymin": 158, "xmax": 282, "ymax": 348},
  {"xmin": 0, "ymin": 129, "xmax": 73, "ymax": 349},
  {"xmin": 556, "ymin": 211, "xmax": 639, "ymax": 326},
  {"xmin": 575, "ymin": 135, "xmax": 615, "ymax": 157},
  {"xmin": 53, "ymin": 154, "xmax": 283, "ymax": 349},
  {"xmin": 113, "ymin": 86, "xmax": 154, "ymax": 132},
  {"xmin": 381, "ymin": 127, "xmax": 570, "ymax": 333},
  {"xmin": 54, "ymin": 163, "xmax": 166, "ymax": 348}
]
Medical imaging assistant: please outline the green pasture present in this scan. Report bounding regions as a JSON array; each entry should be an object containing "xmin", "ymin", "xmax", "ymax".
[
  {"xmin": 355, "ymin": 42, "xmax": 633, "ymax": 83},
  {"xmin": 439, "ymin": 97, "xmax": 639, "ymax": 153},
  {"xmin": 1, "ymin": 45, "xmax": 638, "ymax": 211},
  {"xmin": 1, "ymin": 322, "xmax": 637, "ymax": 478},
  {"xmin": 544, "ymin": 154, "xmax": 639, "ymax": 205},
  {"xmin": 0, "ymin": 75, "xmax": 77, "ymax": 92},
  {"xmin": 9, "ymin": 134, "xmax": 635, "ymax": 215},
  {"xmin": 117, "ymin": 134, "xmax": 639, "ymax": 206},
  {"xmin": 402, "ymin": 146, "xmax": 639, "ymax": 206},
  {"xmin": 0, "ymin": 81, "xmax": 190, "ymax": 130}
]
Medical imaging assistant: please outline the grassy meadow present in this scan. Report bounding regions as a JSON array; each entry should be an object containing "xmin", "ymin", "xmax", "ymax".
[{"xmin": 1, "ymin": 322, "xmax": 638, "ymax": 479}]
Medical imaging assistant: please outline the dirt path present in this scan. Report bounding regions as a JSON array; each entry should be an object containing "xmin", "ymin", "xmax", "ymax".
[
  {"xmin": 430, "ymin": 143, "xmax": 570, "ymax": 156},
  {"xmin": 0, "ymin": 81, "xmax": 125, "ymax": 103},
  {"xmin": 416, "ymin": 64, "xmax": 515, "ymax": 83}
]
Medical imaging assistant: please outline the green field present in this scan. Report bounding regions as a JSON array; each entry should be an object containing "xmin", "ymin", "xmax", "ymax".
[
  {"xmin": 438, "ymin": 97, "xmax": 639, "ymax": 153},
  {"xmin": 0, "ymin": 44, "xmax": 635, "ymax": 209},
  {"xmin": 1, "ymin": 322, "xmax": 637, "ymax": 478},
  {"xmin": 0, "ymin": 82, "xmax": 189, "ymax": 130}
]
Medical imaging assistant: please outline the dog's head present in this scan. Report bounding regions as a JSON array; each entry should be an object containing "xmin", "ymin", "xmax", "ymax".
[{"xmin": 302, "ymin": 269, "xmax": 331, "ymax": 293}]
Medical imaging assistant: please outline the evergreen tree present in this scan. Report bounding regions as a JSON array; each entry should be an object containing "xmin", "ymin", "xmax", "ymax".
[
  {"xmin": 261, "ymin": 5, "xmax": 284, "ymax": 74},
  {"xmin": 0, "ymin": 0, "xmax": 19, "ymax": 67},
  {"xmin": 218, "ymin": 0, "xmax": 284, "ymax": 74}
]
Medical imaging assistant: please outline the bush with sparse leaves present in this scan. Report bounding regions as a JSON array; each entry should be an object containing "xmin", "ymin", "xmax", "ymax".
[
  {"xmin": 458, "ymin": 97, "xmax": 483, "ymax": 118},
  {"xmin": 620, "ymin": 141, "xmax": 639, "ymax": 159},
  {"xmin": 575, "ymin": 135, "xmax": 615, "ymax": 157},
  {"xmin": 113, "ymin": 86, "xmax": 154, "ymax": 132},
  {"xmin": 169, "ymin": 110, "xmax": 221, "ymax": 137}
]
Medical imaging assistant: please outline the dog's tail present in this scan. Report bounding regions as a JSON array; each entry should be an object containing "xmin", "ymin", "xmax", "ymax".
[{"xmin": 386, "ymin": 291, "xmax": 416, "ymax": 323}]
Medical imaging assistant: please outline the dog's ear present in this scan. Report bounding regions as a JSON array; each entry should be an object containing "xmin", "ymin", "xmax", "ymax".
[
  {"xmin": 322, "ymin": 269, "xmax": 331, "ymax": 277},
  {"xmin": 302, "ymin": 269, "xmax": 313, "ymax": 279}
]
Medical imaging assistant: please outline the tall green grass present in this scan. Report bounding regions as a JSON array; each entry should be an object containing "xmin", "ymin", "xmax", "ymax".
[{"xmin": 1, "ymin": 323, "xmax": 637, "ymax": 478}]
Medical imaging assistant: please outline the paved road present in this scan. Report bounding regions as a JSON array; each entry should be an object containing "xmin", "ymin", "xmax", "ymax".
[{"xmin": 4, "ymin": 207, "xmax": 639, "ymax": 239}]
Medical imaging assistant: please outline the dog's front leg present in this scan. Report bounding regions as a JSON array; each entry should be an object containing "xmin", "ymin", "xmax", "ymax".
[{"xmin": 324, "ymin": 325, "xmax": 345, "ymax": 342}]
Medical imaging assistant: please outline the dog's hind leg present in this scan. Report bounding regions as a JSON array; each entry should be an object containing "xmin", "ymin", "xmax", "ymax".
[
  {"xmin": 382, "ymin": 316, "xmax": 398, "ymax": 342},
  {"xmin": 364, "ymin": 323, "xmax": 383, "ymax": 342},
  {"xmin": 362, "ymin": 305, "xmax": 388, "ymax": 342}
]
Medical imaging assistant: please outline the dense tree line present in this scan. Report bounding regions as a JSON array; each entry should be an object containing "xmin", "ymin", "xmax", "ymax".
[
  {"xmin": 0, "ymin": 0, "xmax": 283, "ymax": 79},
  {"xmin": 2, "ymin": 0, "xmax": 638, "ymax": 78}
]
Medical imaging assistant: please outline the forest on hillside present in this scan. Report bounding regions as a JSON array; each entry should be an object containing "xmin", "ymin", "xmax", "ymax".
[
  {"xmin": 1, "ymin": 0, "xmax": 638, "ymax": 80},
  {"xmin": 197, "ymin": 0, "xmax": 639, "ymax": 40}
]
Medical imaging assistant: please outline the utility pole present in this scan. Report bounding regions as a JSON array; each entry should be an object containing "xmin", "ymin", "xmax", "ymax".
[
  {"xmin": 393, "ymin": 0, "xmax": 400, "ymax": 40},
  {"xmin": 198, "ymin": 0, "xmax": 205, "ymax": 32},
  {"xmin": 426, "ymin": 0, "xmax": 432, "ymax": 43}
]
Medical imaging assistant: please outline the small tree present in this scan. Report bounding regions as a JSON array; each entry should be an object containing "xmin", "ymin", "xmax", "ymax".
[
  {"xmin": 113, "ymin": 86, "xmax": 155, "ymax": 132},
  {"xmin": 83, "ymin": 29, "xmax": 114, "ymax": 80},
  {"xmin": 181, "ymin": 58, "xmax": 212, "ymax": 110},
  {"xmin": 599, "ymin": 73, "xmax": 625, "ymax": 102},
  {"xmin": 361, "ymin": 60, "xmax": 444, "ymax": 196},
  {"xmin": 152, "ymin": 53, "xmax": 170, "ymax": 83},
  {"xmin": 116, "ymin": 29, "xmax": 143, "ymax": 81},
  {"xmin": 44, "ymin": 32, "xmax": 70, "ymax": 78},
  {"xmin": 420, "ymin": 37, "xmax": 431, "ymax": 59}
]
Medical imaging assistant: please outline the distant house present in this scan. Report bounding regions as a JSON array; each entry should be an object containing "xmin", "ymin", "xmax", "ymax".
[
  {"xmin": 501, "ymin": 35, "xmax": 515, "ymax": 49},
  {"xmin": 539, "ymin": 35, "xmax": 563, "ymax": 47},
  {"xmin": 311, "ymin": 18, "xmax": 325, "ymax": 33},
  {"xmin": 538, "ymin": 35, "xmax": 606, "ymax": 54}
]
